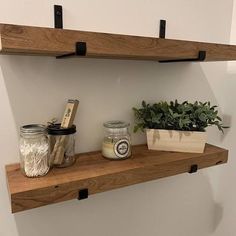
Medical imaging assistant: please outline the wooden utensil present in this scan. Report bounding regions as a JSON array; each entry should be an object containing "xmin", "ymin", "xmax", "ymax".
[{"xmin": 51, "ymin": 99, "xmax": 79, "ymax": 165}]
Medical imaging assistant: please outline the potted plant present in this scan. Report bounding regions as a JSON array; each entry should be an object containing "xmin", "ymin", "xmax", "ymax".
[{"xmin": 133, "ymin": 100, "xmax": 227, "ymax": 153}]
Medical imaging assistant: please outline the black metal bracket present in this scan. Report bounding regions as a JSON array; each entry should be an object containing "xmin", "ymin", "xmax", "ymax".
[
  {"xmin": 54, "ymin": 5, "xmax": 63, "ymax": 29},
  {"xmin": 78, "ymin": 188, "xmax": 89, "ymax": 200},
  {"xmin": 158, "ymin": 19, "xmax": 206, "ymax": 63},
  {"xmin": 54, "ymin": 5, "xmax": 87, "ymax": 59},
  {"xmin": 189, "ymin": 164, "xmax": 198, "ymax": 174},
  {"xmin": 159, "ymin": 50, "xmax": 206, "ymax": 63},
  {"xmin": 159, "ymin": 20, "xmax": 166, "ymax": 39},
  {"xmin": 56, "ymin": 42, "xmax": 87, "ymax": 58}
]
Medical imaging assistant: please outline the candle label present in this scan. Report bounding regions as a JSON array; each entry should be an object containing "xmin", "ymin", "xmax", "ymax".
[{"xmin": 114, "ymin": 139, "xmax": 130, "ymax": 158}]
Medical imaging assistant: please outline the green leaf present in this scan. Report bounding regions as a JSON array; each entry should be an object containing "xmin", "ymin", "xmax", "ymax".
[
  {"xmin": 142, "ymin": 101, "xmax": 146, "ymax": 108},
  {"xmin": 132, "ymin": 100, "xmax": 227, "ymax": 132},
  {"xmin": 199, "ymin": 113, "xmax": 207, "ymax": 122},
  {"xmin": 133, "ymin": 125, "xmax": 139, "ymax": 133}
]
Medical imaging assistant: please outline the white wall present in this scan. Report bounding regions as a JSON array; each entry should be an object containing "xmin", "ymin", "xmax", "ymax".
[
  {"xmin": 0, "ymin": 0, "xmax": 234, "ymax": 236},
  {"xmin": 213, "ymin": 0, "xmax": 236, "ymax": 235}
]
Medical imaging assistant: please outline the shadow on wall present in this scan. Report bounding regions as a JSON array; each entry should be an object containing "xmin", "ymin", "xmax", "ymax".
[
  {"xmin": 0, "ymin": 55, "xmax": 225, "ymax": 236},
  {"xmin": 211, "ymin": 70, "xmax": 236, "ymax": 236},
  {"xmin": 13, "ymin": 173, "xmax": 223, "ymax": 236}
]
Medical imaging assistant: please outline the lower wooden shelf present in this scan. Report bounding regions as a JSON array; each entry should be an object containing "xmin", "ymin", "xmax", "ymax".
[{"xmin": 6, "ymin": 144, "xmax": 228, "ymax": 213}]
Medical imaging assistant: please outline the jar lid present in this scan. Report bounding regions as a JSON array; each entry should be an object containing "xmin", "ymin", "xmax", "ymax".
[
  {"xmin": 20, "ymin": 124, "xmax": 46, "ymax": 135},
  {"xmin": 47, "ymin": 123, "xmax": 76, "ymax": 135},
  {"xmin": 103, "ymin": 121, "xmax": 130, "ymax": 129}
]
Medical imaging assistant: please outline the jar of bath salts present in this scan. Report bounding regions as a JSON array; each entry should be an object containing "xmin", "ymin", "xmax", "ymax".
[
  {"xmin": 102, "ymin": 121, "xmax": 131, "ymax": 160},
  {"xmin": 19, "ymin": 125, "xmax": 50, "ymax": 177}
]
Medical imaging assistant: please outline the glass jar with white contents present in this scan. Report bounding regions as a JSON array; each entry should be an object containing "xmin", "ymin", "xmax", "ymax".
[
  {"xmin": 19, "ymin": 125, "xmax": 50, "ymax": 177},
  {"xmin": 102, "ymin": 121, "xmax": 131, "ymax": 160}
]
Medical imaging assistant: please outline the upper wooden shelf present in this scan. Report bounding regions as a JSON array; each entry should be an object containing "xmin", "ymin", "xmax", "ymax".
[
  {"xmin": 1, "ymin": 23, "xmax": 236, "ymax": 61},
  {"xmin": 6, "ymin": 143, "xmax": 228, "ymax": 213}
]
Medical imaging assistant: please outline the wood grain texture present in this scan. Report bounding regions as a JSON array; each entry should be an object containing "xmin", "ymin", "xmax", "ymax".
[
  {"xmin": 146, "ymin": 129, "xmax": 207, "ymax": 153},
  {"xmin": 0, "ymin": 23, "xmax": 236, "ymax": 61},
  {"xmin": 0, "ymin": 33, "xmax": 2, "ymax": 51},
  {"xmin": 5, "ymin": 144, "xmax": 228, "ymax": 213}
]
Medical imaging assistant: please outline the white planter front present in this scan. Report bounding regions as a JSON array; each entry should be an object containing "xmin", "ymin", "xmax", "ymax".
[{"xmin": 146, "ymin": 129, "xmax": 207, "ymax": 153}]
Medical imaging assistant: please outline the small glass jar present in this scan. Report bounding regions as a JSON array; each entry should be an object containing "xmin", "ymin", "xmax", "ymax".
[
  {"xmin": 19, "ymin": 124, "xmax": 50, "ymax": 177},
  {"xmin": 47, "ymin": 124, "xmax": 76, "ymax": 168},
  {"xmin": 102, "ymin": 121, "xmax": 131, "ymax": 160}
]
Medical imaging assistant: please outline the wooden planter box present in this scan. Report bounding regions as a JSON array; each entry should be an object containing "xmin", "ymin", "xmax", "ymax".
[{"xmin": 146, "ymin": 129, "xmax": 207, "ymax": 153}]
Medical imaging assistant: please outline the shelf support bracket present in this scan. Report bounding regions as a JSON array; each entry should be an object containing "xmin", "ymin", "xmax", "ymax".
[
  {"xmin": 159, "ymin": 19, "xmax": 166, "ymax": 39},
  {"xmin": 78, "ymin": 188, "xmax": 89, "ymax": 200},
  {"xmin": 158, "ymin": 20, "xmax": 206, "ymax": 63},
  {"xmin": 159, "ymin": 50, "xmax": 206, "ymax": 63},
  {"xmin": 53, "ymin": 5, "xmax": 87, "ymax": 59},
  {"xmin": 189, "ymin": 164, "xmax": 198, "ymax": 174},
  {"xmin": 54, "ymin": 5, "xmax": 63, "ymax": 29},
  {"xmin": 56, "ymin": 42, "xmax": 87, "ymax": 58}
]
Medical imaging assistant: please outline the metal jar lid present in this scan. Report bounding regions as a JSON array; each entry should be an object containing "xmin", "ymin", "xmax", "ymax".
[
  {"xmin": 47, "ymin": 123, "xmax": 76, "ymax": 135},
  {"xmin": 103, "ymin": 121, "xmax": 130, "ymax": 135},
  {"xmin": 20, "ymin": 124, "xmax": 46, "ymax": 135},
  {"xmin": 103, "ymin": 121, "xmax": 130, "ymax": 129}
]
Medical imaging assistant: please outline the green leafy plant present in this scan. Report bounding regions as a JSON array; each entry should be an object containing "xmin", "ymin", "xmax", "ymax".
[{"xmin": 133, "ymin": 100, "xmax": 227, "ymax": 133}]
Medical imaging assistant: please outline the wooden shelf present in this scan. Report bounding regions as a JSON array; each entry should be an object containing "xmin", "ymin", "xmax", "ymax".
[
  {"xmin": 6, "ymin": 144, "xmax": 228, "ymax": 213},
  {"xmin": 1, "ymin": 23, "xmax": 236, "ymax": 61}
]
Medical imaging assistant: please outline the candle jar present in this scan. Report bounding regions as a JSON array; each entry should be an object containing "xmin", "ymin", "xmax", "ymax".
[
  {"xmin": 47, "ymin": 124, "xmax": 76, "ymax": 168},
  {"xmin": 19, "ymin": 124, "xmax": 50, "ymax": 177},
  {"xmin": 102, "ymin": 121, "xmax": 131, "ymax": 160}
]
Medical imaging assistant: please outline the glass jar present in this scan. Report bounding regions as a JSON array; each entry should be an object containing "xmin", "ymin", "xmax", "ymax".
[
  {"xmin": 102, "ymin": 121, "xmax": 131, "ymax": 160},
  {"xmin": 47, "ymin": 123, "xmax": 76, "ymax": 168},
  {"xmin": 19, "ymin": 124, "xmax": 50, "ymax": 177}
]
